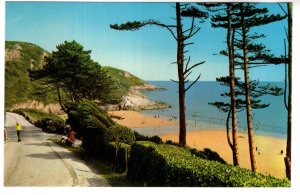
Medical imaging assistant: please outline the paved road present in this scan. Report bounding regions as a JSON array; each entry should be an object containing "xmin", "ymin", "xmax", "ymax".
[{"xmin": 4, "ymin": 112, "xmax": 110, "ymax": 187}]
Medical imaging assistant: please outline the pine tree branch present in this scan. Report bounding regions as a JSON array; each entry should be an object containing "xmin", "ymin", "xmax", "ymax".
[
  {"xmin": 277, "ymin": 3, "xmax": 288, "ymax": 16},
  {"xmin": 184, "ymin": 56, "xmax": 191, "ymax": 72},
  {"xmin": 170, "ymin": 79, "xmax": 179, "ymax": 83},
  {"xmin": 184, "ymin": 61, "xmax": 205, "ymax": 75},
  {"xmin": 185, "ymin": 74, "xmax": 201, "ymax": 92}
]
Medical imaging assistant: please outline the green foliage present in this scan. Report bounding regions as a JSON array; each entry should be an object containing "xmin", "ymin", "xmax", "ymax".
[
  {"xmin": 165, "ymin": 140, "xmax": 226, "ymax": 164},
  {"xmin": 105, "ymin": 125, "xmax": 135, "ymax": 145},
  {"xmin": 134, "ymin": 131, "xmax": 163, "ymax": 144},
  {"xmin": 5, "ymin": 41, "xmax": 58, "ymax": 109},
  {"xmin": 105, "ymin": 142, "xmax": 131, "ymax": 173},
  {"xmin": 127, "ymin": 141, "xmax": 290, "ymax": 187},
  {"xmin": 65, "ymin": 100, "xmax": 115, "ymax": 157},
  {"xmin": 102, "ymin": 66, "xmax": 146, "ymax": 97},
  {"xmin": 15, "ymin": 108, "xmax": 65, "ymax": 134},
  {"xmin": 209, "ymin": 77, "xmax": 283, "ymax": 114},
  {"xmin": 14, "ymin": 108, "xmax": 64, "ymax": 127},
  {"xmin": 29, "ymin": 40, "xmax": 121, "ymax": 105}
]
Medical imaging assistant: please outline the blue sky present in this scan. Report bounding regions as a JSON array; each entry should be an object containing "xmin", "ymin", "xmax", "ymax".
[{"xmin": 5, "ymin": 2, "xmax": 288, "ymax": 81}]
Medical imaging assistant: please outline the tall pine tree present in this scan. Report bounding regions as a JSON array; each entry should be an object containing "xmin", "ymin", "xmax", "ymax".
[
  {"xmin": 110, "ymin": 3, "xmax": 208, "ymax": 146},
  {"xmin": 234, "ymin": 3, "xmax": 286, "ymax": 172},
  {"xmin": 203, "ymin": 2, "xmax": 240, "ymax": 166}
]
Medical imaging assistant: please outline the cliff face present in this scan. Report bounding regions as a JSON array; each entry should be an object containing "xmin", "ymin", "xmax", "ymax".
[{"xmin": 5, "ymin": 41, "xmax": 168, "ymax": 112}]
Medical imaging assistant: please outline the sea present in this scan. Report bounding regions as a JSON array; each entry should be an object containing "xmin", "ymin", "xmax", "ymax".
[{"xmin": 137, "ymin": 81, "xmax": 287, "ymax": 139}]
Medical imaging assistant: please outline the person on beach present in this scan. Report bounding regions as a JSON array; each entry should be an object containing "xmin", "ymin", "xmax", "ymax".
[{"xmin": 16, "ymin": 122, "xmax": 23, "ymax": 142}]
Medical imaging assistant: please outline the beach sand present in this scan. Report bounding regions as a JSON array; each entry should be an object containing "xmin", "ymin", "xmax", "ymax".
[
  {"xmin": 109, "ymin": 110, "xmax": 177, "ymax": 128},
  {"xmin": 110, "ymin": 110, "xmax": 286, "ymax": 179}
]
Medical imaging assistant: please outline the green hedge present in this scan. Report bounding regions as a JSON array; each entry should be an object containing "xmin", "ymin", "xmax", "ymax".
[
  {"xmin": 14, "ymin": 108, "xmax": 64, "ymax": 124},
  {"xmin": 106, "ymin": 142, "xmax": 131, "ymax": 173},
  {"xmin": 14, "ymin": 108, "xmax": 65, "ymax": 134},
  {"xmin": 127, "ymin": 141, "xmax": 290, "ymax": 187},
  {"xmin": 105, "ymin": 125, "xmax": 135, "ymax": 145},
  {"xmin": 134, "ymin": 131, "xmax": 163, "ymax": 144},
  {"xmin": 65, "ymin": 100, "xmax": 115, "ymax": 157}
]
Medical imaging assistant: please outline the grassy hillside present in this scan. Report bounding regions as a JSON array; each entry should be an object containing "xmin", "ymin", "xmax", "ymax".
[
  {"xmin": 102, "ymin": 66, "xmax": 146, "ymax": 97},
  {"xmin": 5, "ymin": 41, "xmax": 148, "ymax": 109},
  {"xmin": 5, "ymin": 41, "xmax": 58, "ymax": 109}
]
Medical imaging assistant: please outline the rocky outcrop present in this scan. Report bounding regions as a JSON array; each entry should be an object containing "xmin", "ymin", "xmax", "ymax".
[
  {"xmin": 5, "ymin": 44, "xmax": 22, "ymax": 62},
  {"xmin": 11, "ymin": 100, "xmax": 66, "ymax": 115},
  {"xmin": 105, "ymin": 86, "xmax": 170, "ymax": 111},
  {"xmin": 132, "ymin": 83, "xmax": 165, "ymax": 91}
]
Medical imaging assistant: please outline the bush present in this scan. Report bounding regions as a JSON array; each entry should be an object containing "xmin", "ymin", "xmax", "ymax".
[
  {"xmin": 65, "ymin": 100, "xmax": 115, "ymax": 157},
  {"xmin": 14, "ymin": 108, "xmax": 65, "ymax": 133},
  {"xmin": 134, "ymin": 131, "xmax": 163, "ymax": 144},
  {"xmin": 127, "ymin": 141, "xmax": 290, "ymax": 187},
  {"xmin": 105, "ymin": 125, "xmax": 135, "ymax": 145},
  {"xmin": 105, "ymin": 142, "xmax": 131, "ymax": 173},
  {"xmin": 165, "ymin": 140, "xmax": 226, "ymax": 164}
]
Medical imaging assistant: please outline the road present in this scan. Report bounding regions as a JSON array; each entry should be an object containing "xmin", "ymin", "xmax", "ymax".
[{"xmin": 4, "ymin": 112, "xmax": 110, "ymax": 187}]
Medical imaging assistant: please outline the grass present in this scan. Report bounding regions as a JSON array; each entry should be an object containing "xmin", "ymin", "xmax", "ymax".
[
  {"xmin": 50, "ymin": 138, "xmax": 141, "ymax": 187},
  {"xmin": 102, "ymin": 66, "xmax": 146, "ymax": 97},
  {"xmin": 5, "ymin": 41, "xmax": 59, "ymax": 109},
  {"xmin": 5, "ymin": 41, "xmax": 148, "ymax": 110},
  {"xmin": 14, "ymin": 108, "xmax": 64, "ymax": 124}
]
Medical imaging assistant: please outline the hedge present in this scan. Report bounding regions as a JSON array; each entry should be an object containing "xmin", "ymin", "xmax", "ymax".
[
  {"xmin": 65, "ymin": 100, "xmax": 115, "ymax": 157},
  {"xmin": 105, "ymin": 142, "xmax": 131, "ymax": 173},
  {"xmin": 127, "ymin": 141, "xmax": 290, "ymax": 187},
  {"xmin": 14, "ymin": 108, "xmax": 65, "ymax": 133},
  {"xmin": 134, "ymin": 131, "xmax": 163, "ymax": 144}
]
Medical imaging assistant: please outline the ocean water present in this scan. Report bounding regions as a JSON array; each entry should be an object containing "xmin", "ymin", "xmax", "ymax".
[{"xmin": 139, "ymin": 81, "xmax": 287, "ymax": 139}]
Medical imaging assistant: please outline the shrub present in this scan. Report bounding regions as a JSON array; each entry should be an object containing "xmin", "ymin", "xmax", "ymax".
[
  {"xmin": 134, "ymin": 131, "xmax": 163, "ymax": 144},
  {"xmin": 65, "ymin": 100, "xmax": 115, "ymax": 157},
  {"xmin": 105, "ymin": 125, "xmax": 135, "ymax": 145},
  {"xmin": 14, "ymin": 108, "xmax": 65, "ymax": 133},
  {"xmin": 127, "ymin": 141, "xmax": 290, "ymax": 187},
  {"xmin": 105, "ymin": 142, "xmax": 131, "ymax": 173},
  {"xmin": 165, "ymin": 140, "xmax": 226, "ymax": 164}
]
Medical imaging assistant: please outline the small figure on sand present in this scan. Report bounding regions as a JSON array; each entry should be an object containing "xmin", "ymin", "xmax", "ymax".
[{"xmin": 280, "ymin": 150, "xmax": 284, "ymax": 155}]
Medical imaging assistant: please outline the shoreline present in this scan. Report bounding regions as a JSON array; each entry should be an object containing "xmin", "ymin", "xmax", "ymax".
[{"xmin": 110, "ymin": 110, "xmax": 287, "ymax": 179}]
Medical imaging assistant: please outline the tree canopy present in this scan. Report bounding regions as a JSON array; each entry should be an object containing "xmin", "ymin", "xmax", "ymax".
[{"xmin": 29, "ymin": 40, "xmax": 121, "ymax": 110}]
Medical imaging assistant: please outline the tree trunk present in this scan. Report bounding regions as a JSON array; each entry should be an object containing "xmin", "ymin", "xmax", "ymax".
[
  {"xmin": 241, "ymin": 5, "xmax": 257, "ymax": 173},
  {"xmin": 56, "ymin": 85, "xmax": 67, "ymax": 113},
  {"xmin": 176, "ymin": 3, "xmax": 187, "ymax": 146},
  {"xmin": 227, "ymin": 4, "xmax": 239, "ymax": 166},
  {"xmin": 226, "ymin": 108, "xmax": 233, "ymax": 150},
  {"xmin": 285, "ymin": 2, "xmax": 292, "ymax": 180}
]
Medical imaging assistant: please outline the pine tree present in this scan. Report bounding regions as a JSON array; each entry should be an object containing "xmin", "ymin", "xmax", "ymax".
[
  {"xmin": 234, "ymin": 3, "xmax": 286, "ymax": 172},
  {"xmin": 203, "ymin": 2, "xmax": 240, "ymax": 166},
  {"xmin": 110, "ymin": 3, "xmax": 208, "ymax": 146},
  {"xmin": 29, "ymin": 40, "xmax": 120, "ymax": 112},
  {"xmin": 285, "ymin": 2, "xmax": 292, "ymax": 180}
]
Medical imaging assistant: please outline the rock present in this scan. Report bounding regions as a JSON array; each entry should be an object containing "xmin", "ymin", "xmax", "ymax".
[{"xmin": 105, "ymin": 86, "xmax": 170, "ymax": 111}]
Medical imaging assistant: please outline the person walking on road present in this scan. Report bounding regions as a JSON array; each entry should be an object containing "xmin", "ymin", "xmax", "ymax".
[{"xmin": 16, "ymin": 122, "xmax": 23, "ymax": 142}]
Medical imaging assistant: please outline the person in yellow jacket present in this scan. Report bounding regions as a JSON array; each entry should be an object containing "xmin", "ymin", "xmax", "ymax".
[{"xmin": 16, "ymin": 123, "xmax": 23, "ymax": 142}]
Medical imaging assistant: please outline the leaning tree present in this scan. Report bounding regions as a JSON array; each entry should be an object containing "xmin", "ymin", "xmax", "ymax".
[
  {"xmin": 110, "ymin": 3, "xmax": 208, "ymax": 146},
  {"xmin": 29, "ymin": 40, "xmax": 121, "ymax": 112}
]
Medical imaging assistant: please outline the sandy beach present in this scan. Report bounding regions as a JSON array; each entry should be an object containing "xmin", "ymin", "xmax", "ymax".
[
  {"xmin": 110, "ymin": 110, "xmax": 287, "ymax": 179},
  {"xmin": 109, "ymin": 110, "xmax": 177, "ymax": 128}
]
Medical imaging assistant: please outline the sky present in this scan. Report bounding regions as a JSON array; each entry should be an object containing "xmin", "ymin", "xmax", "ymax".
[
  {"xmin": 5, "ymin": 1, "xmax": 289, "ymax": 81},
  {"xmin": 2, "ymin": 1, "xmax": 300, "ymax": 193}
]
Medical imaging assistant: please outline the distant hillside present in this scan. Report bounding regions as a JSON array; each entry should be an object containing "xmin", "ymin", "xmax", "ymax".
[
  {"xmin": 5, "ymin": 41, "xmax": 58, "ymax": 109},
  {"xmin": 5, "ymin": 41, "xmax": 161, "ymax": 111},
  {"xmin": 102, "ymin": 66, "xmax": 146, "ymax": 97}
]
